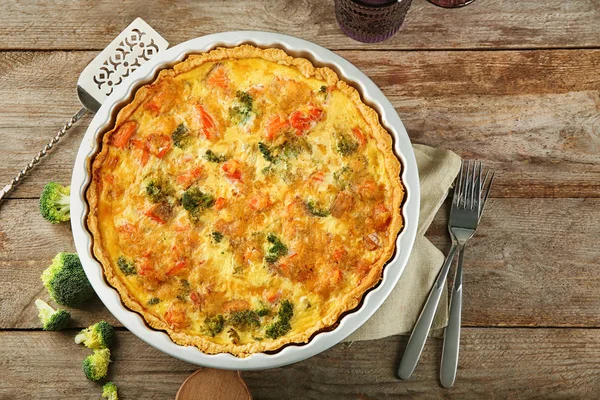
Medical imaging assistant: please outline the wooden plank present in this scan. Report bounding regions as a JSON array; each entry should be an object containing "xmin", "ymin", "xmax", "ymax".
[
  {"xmin": 0, "ymin": 0, "xmax": 599, "ymax": 51},
  {"xmin": 1, "ymin": 49, "xmax": 599, "ymax": 199},
  {"xmin": 1, "ymin": 328, "xmax": 599, "ymax": 399},
  {"xmin": 2, "ymin": 197, "xmax": 600, "ymax": 329}
]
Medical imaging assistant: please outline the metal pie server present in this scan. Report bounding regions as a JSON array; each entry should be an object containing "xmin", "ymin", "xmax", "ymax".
[{"xmin": 0, "ymin": 18, "xmax": 168, "ymax": 202}]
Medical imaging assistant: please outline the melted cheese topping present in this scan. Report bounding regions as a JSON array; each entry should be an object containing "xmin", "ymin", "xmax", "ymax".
[{"xmin": 90, "ymin": 46, "xmax": 404, "ymax": 356}]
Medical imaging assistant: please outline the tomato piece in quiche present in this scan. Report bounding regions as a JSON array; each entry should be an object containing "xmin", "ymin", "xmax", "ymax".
[{"xmin": 87, "ymin": 45, "xmax": 404, "ymax": 356}]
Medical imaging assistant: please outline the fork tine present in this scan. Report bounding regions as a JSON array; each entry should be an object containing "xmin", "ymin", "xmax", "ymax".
[
  {"xmin": 467, "ymin": 160, "xmax": 474, "ymax": 209},
  {"xmin": 453, "ymin": 160, "xmax": 464, "ymax": 206},
  {"xmin": 475, "ymin": 161, "xmax": 482, "ymax": 211},
  {"xmin": 479, "ymin": 170, "xmax": 495, "ymax": 219}
]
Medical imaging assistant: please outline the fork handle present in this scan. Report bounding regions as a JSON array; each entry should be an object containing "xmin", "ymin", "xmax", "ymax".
[
  {"xmin": 440, "ymin": 245, "xmax": 464, "ymax": 388},
  {"xmin": 0, "ymin": 108, "xmax": 87, "ymax": 202},
  {"xmin": 398, "ymin": 243, "xmax": 458, "ymax": 380}
]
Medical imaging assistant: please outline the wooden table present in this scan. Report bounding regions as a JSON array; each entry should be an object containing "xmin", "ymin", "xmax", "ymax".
[{"xmin": 1, "ymin": 1, "xmax": 599, "ymax": 398}]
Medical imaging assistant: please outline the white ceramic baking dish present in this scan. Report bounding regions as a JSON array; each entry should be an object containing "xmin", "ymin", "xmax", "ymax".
[{"xmin": 70, "ymin": 31, "xmax": 419, "ymax": 370}]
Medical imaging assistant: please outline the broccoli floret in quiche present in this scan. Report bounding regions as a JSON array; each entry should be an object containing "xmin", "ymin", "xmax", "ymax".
[
  {"xmin": 265, "ymin": 234, "xmax": 288, "ymax": 264},
  {"xmin": 229, "ymin": 90, "xmax": 254, "ymax": 124},
  {"xmin": 116, "ymin": 256, "xmax": 136, "ymax": 276},
  {"xmin": 204, "ymin": 149, "xmax": 228, "ymax": 163},
  {"xmin": 258, "ymin": 142, "xmax": 277, "ymax": 163},
  {"xmin": 144, "ymin": 177, "xmax": 174, "ymax": 204},
  {"xmin": 265, "ymin": 300, "xmax": 294, "ymax": 339},
  {"xmin": 172, "ymin": 123, "xmax": 191, "ymax": 148},
  {"xmin": 334, "ymin": 132, "xmax": 358, "ymax": 156},
  {"xmin": 181, "ymin": 186, "xmax": 214, "ymax": 221},
  {"xmin": 305, "ymin": 199, "xmax": 330, "ymax": 217},
  {"xmin": 203, "ymin": 315, "xmax": 225, "ymax": 337},
  {"xmin": 228, "ymin": 310, "xmax": 261, "ymax": 330},
  {"xmin": 211, "ymin": 231, "xmax": 224, "ymax": 243}
]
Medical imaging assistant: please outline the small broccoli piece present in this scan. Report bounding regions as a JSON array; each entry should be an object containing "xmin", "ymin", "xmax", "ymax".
[
  {"xmin": 256, "ymin": 304, "xmax": 270, "ymax": 317},
  {"xmin": 172, "ymin": 123, "xmax": 190, "ymax": 148},
  {"xmin": 102, "ymin": 382, "xmax": 119, "ymax": 400},
  {"xmin": 333, "ymin": 166, "xmax": 352, "ymax": 190},
  {"xmin": 83, "ymin": 348, "xmax": 111, "ymax": 382},
  {"xmin": 334, "ymin": 132, "xmax": 358, "ymax": 156},
  {"xmin": 39, "ymin": 182, "xmax": 70, "ymax": 224},
  {"xmin": 211, "ymin": 231, "xmax": 224, "ymax": 243},
  {"xmin": 265, "ymin": 300, "xmax": 294, "ymax": 339},
  {"xmin": 204, "ymin": 149, "xmax": 228, "ymax": 163},
  {"xmin": 203, "ymin": 315, "xmax": 225, "ymax": 337},
  {"xmin": 229, "ymin": 310, "xmax": 261, "ymax": 330},
  {"xmin": 228, "ymin": 328, "xmax": 240, "ymax": 345},
  {"xmin": 305, "ymin": 200, "xmax": 330, "ymax": 217},
  {"xmin": 41, "ymin": 252, "xmax": 94, "ymax": 307},
  {"xmin": 144, "ymin": 177, "xmax": 173, "ymax": 204},
  {"xmin": 177, "ymin": 279, "xmax": 191, "ymax": 301},
  {"xmin": 258, "ymin": 142, "xmax": 277, "ymax": 163},
  {"xmin": 181, "ymin": 186, "xmax": 214, "ymax": 221},
  {"xmin": 265, "ymin": 234, "xmax": 288, "ymax": 264},
  {"xmin": 319, "ymin": 85, "xmax": 327, "ymax": 93},
  {"xmin": 75, "ymin": 320, "xmax": 115, "ymax": 350},
  {"xmin": 229, "ymin": 91, "xmax": 254, "ymax": 124},
  {"xmin": 34, "ymin": 299, "xmax": 70, "ymax": 331},
  {"xmin": 145, "ymin": 181, "xmax": 162, "ymax": 203},
  {"xmin": 116, "ymin": 256, "xmax": 136, "ymax": 276},
  {"xmin": 147, "ymin": 297, "xmax": 161, "ymax": 306}
]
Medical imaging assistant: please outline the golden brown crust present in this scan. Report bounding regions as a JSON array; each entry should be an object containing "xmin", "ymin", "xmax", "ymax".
[{"xmin": 87, "ymin": 44, "xmax": 404, "ymax": 357}]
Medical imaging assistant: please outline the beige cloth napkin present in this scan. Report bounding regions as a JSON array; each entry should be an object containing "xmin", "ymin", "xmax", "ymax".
[{"xmin": 346, "ymin": 144, "xmax": 461, "ymax": 341}]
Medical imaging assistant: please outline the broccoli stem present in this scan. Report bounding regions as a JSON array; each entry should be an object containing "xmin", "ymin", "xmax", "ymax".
[{"xmin": 34, "ymin": 299, "xmax": 54, "ymax": 321}]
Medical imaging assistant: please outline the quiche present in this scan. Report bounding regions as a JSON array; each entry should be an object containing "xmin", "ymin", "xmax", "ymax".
[{"xmin": 87, "ymin": 45, "xmax": 405, "ymax": 356}]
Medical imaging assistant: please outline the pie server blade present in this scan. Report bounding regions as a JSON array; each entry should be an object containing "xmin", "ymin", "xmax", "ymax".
[{"xmin": 0, "ymin": 17, "xmax": 168, "ymax": 202}]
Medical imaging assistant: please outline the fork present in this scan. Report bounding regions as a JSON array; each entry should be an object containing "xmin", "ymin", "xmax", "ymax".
[
  {"xmin": 440, "ymin": 161, "xmax": 494, "ymax": 388},
  {"xmin": 398, "ymin": 160, "xmax": 493, "ymax": 381}
]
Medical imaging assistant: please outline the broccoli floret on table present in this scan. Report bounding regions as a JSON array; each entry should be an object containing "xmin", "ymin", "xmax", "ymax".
[
  {"xmin": 41, "ymin": 252, "xmax": 94, "ymax": 307},
  {"xmin": 83, "ymin": 348, "xmax": 111, "ymax": 382},
  {"xmin": 34, "ymin": 299, "xmax": 71, "ymax": 331},
  {"xmin": 75, "ymin": 320, "xmax": 115, "ymax": 350},
  {"xmin": 39, "ymin": 182, "xmax": 71, "ymax": 223},
  {"xmin": 102, "ymin": 382, "xmax": 119, "ymax": 400}
]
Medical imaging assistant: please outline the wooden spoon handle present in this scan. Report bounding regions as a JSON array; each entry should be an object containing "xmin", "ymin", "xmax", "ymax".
[{"xmin": 176, "ymin": 368, "xmax": 252, "ymax": 400}]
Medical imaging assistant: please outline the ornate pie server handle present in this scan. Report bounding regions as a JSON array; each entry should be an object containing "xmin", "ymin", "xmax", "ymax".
[{"xmin": 0, "ymin": 107, "xmax": 88, "ymax": 203}]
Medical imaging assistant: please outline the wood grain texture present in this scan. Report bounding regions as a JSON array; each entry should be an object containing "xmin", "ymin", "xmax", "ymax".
[
  {"xmin": 2, "ymin": 197, "xmax": 600, "ymax": 329},
  {"xmin": 1, "ymin": 50, "xmax": 599, "ymax": 199},
  {"xmin": 176, "ymin": 369, "xmax": 252, "ymax": 400},
  {"xmin": 0, "ymin": 0, "xmax": 599, "ymax": 51},
  {"xmin": 1, "ymin": 329, "xmax": 599, "ymax": 399}
]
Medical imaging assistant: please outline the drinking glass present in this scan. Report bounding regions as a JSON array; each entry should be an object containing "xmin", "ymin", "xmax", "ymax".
[
  {"xmin": 428, "ymin": 0, "xmax": 475, "ymax": 7},
  {"xmin": 334, "ymin": 0, "xmax": 413, "ymax": 43}
]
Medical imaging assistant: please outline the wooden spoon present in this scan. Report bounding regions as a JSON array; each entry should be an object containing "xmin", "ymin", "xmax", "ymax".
[{"xmin": 176, "ymin": 368, "xmax": 252, "ymax": 400}]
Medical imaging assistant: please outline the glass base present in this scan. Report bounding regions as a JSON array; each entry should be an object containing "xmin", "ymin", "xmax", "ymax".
[
  {"xmin": 427, "ymin": 0, "xmax": 475, "ymax": 7},
  {"xmin": 335, "ymin": 0, "xmax": 413, "ymax": 43}
]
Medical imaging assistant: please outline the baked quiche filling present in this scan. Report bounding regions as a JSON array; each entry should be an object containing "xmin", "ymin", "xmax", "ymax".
[{"xmin": 87, "ymin": 45, "xmax": 404, "ymax": 356}]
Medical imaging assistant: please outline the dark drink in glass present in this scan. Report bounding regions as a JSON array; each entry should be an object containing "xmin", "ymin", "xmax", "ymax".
[{"xmin": 335, "ymin": 0, "xmax": 413, "ymax": 43}]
